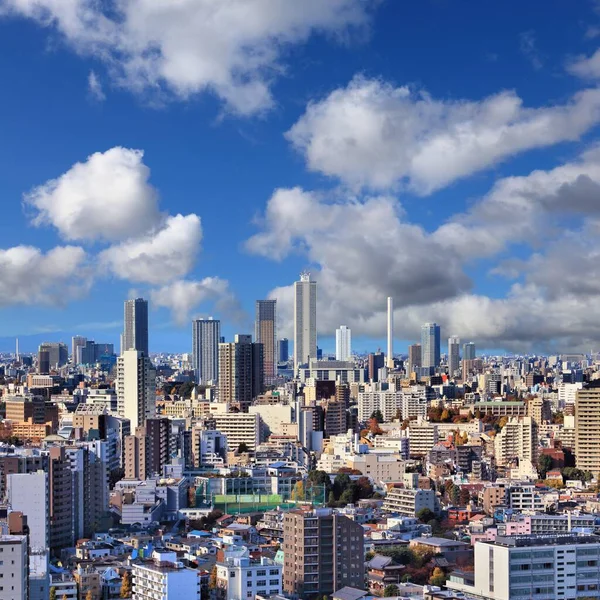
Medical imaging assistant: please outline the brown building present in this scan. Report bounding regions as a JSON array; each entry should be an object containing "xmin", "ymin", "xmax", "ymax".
[
  {"xmin": 124, "ymin": 418, "xmax": 170, "ymax": 480},
  {"xmin": 5, "ymin": 395, "xmax": 46, "ymax": 423},
  {"xmin": 368, "ymin": 352, "xmax": 385, "ymax": 383},
  {"xmin": 48, "ymin": 446, "xmax": 73, "ymax": 551},
  {"xmin": 575, "ymin": 387, "xmax": 600, "ymax": 477},
  {"xmin": 283, "ymin": 508, "xmax": 364, "ymax": 598},
  {"xmin": 255, "ymin": 300, "xmax": 277, "ymax": 386},
  {"xmin": 124, "ymin": 433, "xmax": 148, "ymax": 480}
]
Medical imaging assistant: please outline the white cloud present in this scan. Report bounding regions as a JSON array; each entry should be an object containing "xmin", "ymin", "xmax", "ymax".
[
  {"xmin": 568, "ymin": 48, "xmax": 600, "ymax": 80},
  {"xmin": 0, "ymin": 244, "xmax": 89, "ymax": 307},
  {"xmin": 24, "ymin": 147, "xmax": 161, "ymax": 242},
  {"xmin": 286, "ymin": 76, "xmax": 600, "ymax": 194},
  {"xmin": 87, "ymin": 70, "xmax": 105, "ymax": 101},
  {"xmin": 100, "ymin": 213, "xmax": 202, "ymax": 284},
  {"xmin": 519, "ymin": 30, "xmax": 543, "ymax": 70},
  {"xmin": 150, "ymin": 278, "xmax": 246, "ymax": 326},
  {"xmin": 250, "ymin": 146, "xmax": 600, "ymax": 351},
  {"xmin": 1, "ymin": 0, "xmax": 372, "ymax": 115}
]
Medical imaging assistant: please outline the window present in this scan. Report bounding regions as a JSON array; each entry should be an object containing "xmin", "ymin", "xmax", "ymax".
[
  {"xmin": 257, "ymin": 570, "xmax": 266, "ymax": 576},
  {"xmin": 257, "ymin": 580, "xmax": 266, "ymax": 587},
  {"xmin": 270, "ymin": 580, "xmax": 279, "ymax": 586}
]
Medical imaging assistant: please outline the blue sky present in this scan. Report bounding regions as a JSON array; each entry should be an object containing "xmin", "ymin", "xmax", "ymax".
[{"xmin": 1, "ymin": 0, "xmax": 600, "ymax": 355}]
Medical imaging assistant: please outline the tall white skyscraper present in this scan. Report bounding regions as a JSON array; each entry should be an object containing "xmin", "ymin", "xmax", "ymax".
[
  {"xmin": 387, "ymin": 297, "xmax": 394, "ymax": 368},
  {"xmin": 421, "ymin": 322, "xmax": 441, "ymax": 370},
  {"xmin": 293, "ymin": 272, "xmax": 317, "ymax": 369},
  {"xmin": 448, "ymin": 335, "xmax": 460, "ymax": 376},
  {"xmin": 123, "ymin": 298, "xmax": 149, "ymax": 356},
  {"xmin": 335, "ymin": 326, "xmax": 352, "ymax": 361},
  {"xmin": 192, "ymin": 318, "xmax": 221, "ymax": 384},
  {"xmin": 117, "ymin": 350, "xmax": 156, "ymax": 431}
]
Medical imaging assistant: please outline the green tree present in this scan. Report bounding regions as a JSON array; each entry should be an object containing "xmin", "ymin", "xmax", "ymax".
[
  {"xmin": 120, "ymin": 571, "xmax": 132, "ymax": 598},
  {"xmin": 327, "ymin": 491, "xmax": 336, "ymax": 506},
  {"xmin": 537, "ymin": 454, "xmax": 553, "ymax": 479},
  {"xmin": 417, "ymin": 508, "xmax": 435, "ymax": 522},
  {"xmin": 49, "ymin": 588, "xmax": 57, "ymax": 600},
  {"xmin": 333, "ymin": 473, "xmax": 352, "ymax": 499},
  {"xmin": 237, "ymin": 442, "xmax": 249, "ymax": 453},
  {"xmin": 371, "ymin": 409, "xmax": 384, "ymax": 423},
  {"xmin": 291, "ymin": 481, "xmax": 305, "ymax": 502},
  {"xmin": 383, "ymin": 584, "xmax": 400, "ymax": 597}
]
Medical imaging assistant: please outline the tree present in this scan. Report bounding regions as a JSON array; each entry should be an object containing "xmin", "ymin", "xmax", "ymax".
[
  {"xmin": 537, "ymin": 454, "xmax": 553, "ymax": 479},
  {"xmin": 429, "ymin": 567, "xmax": 446, "ymax": 587},
  {"xmin": 383, "ymin": 584, "xmax": 400, "ymax": 597},
  {"xmin": 327, "ymin": 491, "xmax": 336, "ymax": 506},
  {"xmin": 440, "ymin": 409, "xmax": 451, "ymax": 422},
  {"xmin": 498, "ymin": 416, "xmax": 508, "ymax": 429},
  {"xmin": 49, "ymin": 588, "xmax": 57, "ymax": 600},
  {"xmin": 371, "ymin": 409, "xmax": 384, "ymax": 423},
  {"xmin": 237, "ymin": 442, "xmax": 249, "ymax": 453},
  {"xmin": 417, "ymin": 508, "xmax": 435, "ymax": 523},
  {"xmin": 86, "ymin": 591, "xmax": 93, "ymax": 600},
  {"xmin": 368, "ymin": 417, "xmax": 383, "ymax": 435},
  {"xmin": 121, "ymin": 571, "xmax": 132, "ymax": 598},
  {"xmin": 333, "ymin": 473, "xmax": 352, "ymax": 499},
  {"xmin": 62, "ymin": 595, "xmax": 68, "ymax": 600},
  {"xmin": 209, "ymin": 565, "xmax": 218, "ymax": 590},
  {"xmin": 291, "ymin": 481, "xmax": 305, "ymax": 502}
]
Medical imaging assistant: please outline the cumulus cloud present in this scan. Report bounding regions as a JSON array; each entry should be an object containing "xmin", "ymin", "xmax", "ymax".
[
  {"xmin": 1, "ymin": 0, "xmax": 373, "ymax": 115},
  {"xmin": 99, "ymin": 213, "xmax": 202, "ymax": 284},
  {"xmin": 568, "ymin": 49, "xmax": 600, "ymax": 80},
  {"xmin": 0, "ymin": 245, "xmax": 89, "ymax": 307},
  {"xmin": 25, "ymin": 147, "xmax": 161, "ymax": 242},
  {"xmin": 151, "ymin": 278, "xmax": 247, "ymax": 326},
  {"xmin": 286, "ymin": 76, "xmax": 600, "ymax": 194},
  {"xmin": 249, "ymin": 146, "xmax": 600, "ymax": 351}
]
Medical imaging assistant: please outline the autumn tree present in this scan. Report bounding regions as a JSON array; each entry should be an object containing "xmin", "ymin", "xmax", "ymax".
[
  {"xmin": 49, "ymin": 589, "xmax": 57, "ymax": 600},
  {"xmin": 120, "ymin": 571, "xmax": 132, "ymax": 598},
  {"xmin": 291, "ymin": 481, "xmax": 305, "ymax": 502},
  {"xmin": 209, "ymin": 565, "xmax": 218, "ymax": 590},
  {"xmin": 86, "ymin": 590, "xmax": 93, "ymax": 600},
  {"xmin": 429, "ymin": 567, "xmax": 446, "ymax": 587}
]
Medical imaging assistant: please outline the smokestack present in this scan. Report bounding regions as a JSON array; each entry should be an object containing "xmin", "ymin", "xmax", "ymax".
[
  {"xmin": 15, "ymin": 338, "xmax": 19, "ymax": 363},
  {"xmin": 387, "ymin": 296, "xmax": 394, "ymax": 369}
]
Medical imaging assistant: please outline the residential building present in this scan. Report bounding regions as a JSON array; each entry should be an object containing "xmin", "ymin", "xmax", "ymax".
[
  {"xmin": 494, "ymin": 417, "xmax": 537, "ymax": 467},
  {"xmin": 382, "ymin": 487, "xmax": 436, "ymax": 517},
  {"xmin": 407, "ymin": 344, "xmax": 421, "ymax": 375},
  {"xmin": 358, "ymin": 390, "xmax": 402, "ymax": 422},
  {"xmin": 335, "ymin": 326, "xmax": 352, "ymax": 362},
  {"xmin": 0, "ymin": 535, "xmax": 27, "ymax": 600},
  {"xmin": 213, "ymin": 413, "xmax": 261, "ymax": 453},
  {"xmin": 283, "ymin": 508, "xmax": 364, "ymax": 598},
  {"xmin": 192, "ymin": 318, "xmax": 221, "ymax": 384},
  {"xmin": 255, "ymin": 300, "xmax": 277, "ymax": 386},
  {"xmin": 48, "ymin": 446, "xmax": 73, "ymax": 551},
  {"xmin": 122, "ymin": 297, "xmax": 149, "ymax": 355},
  {"xmin": 575, "ymin": 387, "xmax": 600, "ymax": 477},
  {"xmin": 367, "ymin": 352, "xmax": 385, "ymax": 382},
  {"xmin": 132, "ymin": 550, "xmax": 200, "ymax": 599},
  {"xmin": 406, "ymin": 419, "xmax": 439, "ymax": 457},
  {"xmin": 117, "ymin": 350, "xmax": 156, "ymax": 431},
  {"xmin": 463, "ymin": 342, "xmax": 476, "ymax": 360},
  {"xmin": 293, "ymin": 272, "xmax": 317, "ymax": 369},
  {"xmin": 191, "ymin": 428, "xmax": 228, "ymax": 468},
  {"xmin": 298, "ymin": 360, "xmax": 367, "ymax": 385}
]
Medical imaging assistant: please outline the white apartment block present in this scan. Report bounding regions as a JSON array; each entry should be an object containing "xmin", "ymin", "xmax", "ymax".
[
  {"xmin": 406, "ymin": 419, "xmax": 439, "ymax": 457},
  {"xmin": 358, "ymin": 391, "xmax": 402, "ymax": 422},
  {"xmin": 132, "ymin": 551, "xmax": 199, "ymax": 599},
  {"xmin": 213, "ymin": 413, "xmax": 261, "ymax": 452},
  {"xmin": 117, "ymin": 350, "xmax": 156, "ymax": 431},
  {"xmin": 347, "ymin": 452, "xmax": 405, "ymax": 483},
  {"xmin": 216, "ymin": 547, "xmax": 282, "ymax": 600},
  {"xmin": 0, "ymin": 535, "xmax": 27, "ymax": 600},
  {"xmin": 382, "ymin": 487, "xmax": 436, "ymax": 517},
  {"xmin": 448, "ymin": 534, "xmax": 600, "ymax": 600},
  {"xmin": 401, "ymin": 386, "xmax": 430, "ymax": 420},
  {"xmin": 494, "ymin": 417, "xmax": 536, "ymax": 467}
]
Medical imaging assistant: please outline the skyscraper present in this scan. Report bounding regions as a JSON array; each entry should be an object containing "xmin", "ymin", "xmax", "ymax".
[
  {"xmin": 463, "ymin": 341, "xmax": 476, "ymax": 360},
  {"xmin": 218, "ymin": 335, "xmax": 264, "ymax": 411},
  {"xmin": 408, "ymin": 343, "xmax": 422, "ymax": 375},
  {"xmin": 123, "ymin": 297, "xmax": 149, "ymax": 356},
  {"xmin": 448, "ymin": 335, "xmax": 460, "ymax": 376},
  {"xmin": 192, "ymin": 318, "xmax": 221, "ymax": 384},
  {"xmin": 72, "ymin": 336, "xmax": 87, "ymax": 364},
  {"xmin": 387, "ymin": 296, "xmax": 394, "ymax": 368},
  {"xmin": 293, "ymin": 272, "xmax": 317, "ymax": 369},
  {"xmin": 575, "ymin": 388, "xmax": 600, "ymax": 477},
  {"xmin": 278, "ymin": 338, "xmax": 289, "ymax": 363},
  {"xmin": 335, "ymin": 325, "xmax": 352, "ymax": 361},
  {"xmin": 255, "ymin": 300, "xmax": 277, "ymax": 385},
  {"xmin": 368, "ymin": 352, "xmax": 385, "ymax": 382},
  {"xmin": 116, "ymin": 350, "xmax": 156, "ymax": 431},
  {"xmin": 38, "ymin": 342, "xmax": 68, "ymax": 369},
  {"xmin": 421, "ymin": 323, "xmax": 441, "ymax": 370}
]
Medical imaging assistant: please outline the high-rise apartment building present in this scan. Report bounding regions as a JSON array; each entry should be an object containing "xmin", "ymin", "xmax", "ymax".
[
  {"xmin": 218, "ymin": 335, "xmax": 264, "ymax": 411},
  {"xmin": 463, "ymin": 341, "xmax": 476, "ymax": 360},
  {"xmin": 0, "ymin": 535, "xmax": 27, "ymax": 600},
  {"xmin": 293, "ymin": 272, "xmax": 317, "ymax": 369},
  {"xmin": 122, "ymin": 297, "xmax": 149, "ymax": 355},
  {"xmin": 494, "ymin": 416, "xmax": 537, "ymax": 467},
  {"xmin": 255, "ymin": 300, "xmax": 277, "ymax": 385},
  {"xmin": 38, "ymin": 342, "xmax": 68, "ymax": 370},
  {"xmin": 192, "ymin": 318, "xmax": 220, "ymax": 384},
  {"xmin": 283, "ymin": 508, "xmax": 364, "ymax": 597},
  {"xmin": 71, "ymin": 336, "xmax": 87, "ymax": 363},
  {"xmin": 448, "ymin": 335, "xmax": 460, "ymax": 376},
  {"xmin": 408, "ymin": 343, "xmax": 422, "ymax": 375},
  {"xmin": 421, "ymin": 323, "xmax": 440, "ymax": 370},
  {"xmin": 575, "ymin": 387, "xmax": 600, "ymax": 477},
  {"xmin": 278, "ymin": 338, "xmax": 289, "ymax": 363},
  {"xmin": 48, "ymin": 447, "xmax": 74, "ymax": 551},
  {"xmin": 117, "ymin": 350, "xmax": 156, "ymax": 431},
  {"xmin": 335, "ymin": 325, "xmax": 352, "ymax": 361}
]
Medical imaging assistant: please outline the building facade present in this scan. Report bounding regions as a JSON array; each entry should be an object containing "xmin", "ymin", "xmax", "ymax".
[
  {"xmin": 122, "ymin": 297, "xmax": 149, "ymax": 355},
  {"xmin": 117, "ymin": 350, "xmax": 156, "ymax": 431},
  {"xmin": 335, "ymin": 326, "xmax": 352, "ymax": 362},
  {"xmin": 293, "ymin": 273, "xmax": 317, "ymax": 370},
  {"xmin": 255, "ymin": 300, "xmax": 277, "ymax": 386},
  {"xmin": 192, "ymin": 318, "xmax": 221, "ymax": 384}
]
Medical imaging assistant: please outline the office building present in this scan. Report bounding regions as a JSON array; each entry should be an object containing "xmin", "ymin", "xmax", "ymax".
[
  {"xmin": 79, "ymin": 340, "xmax": 115, "ymax": 365},
  {"xmin": 367, "ymin": 352, "xmax": 385, "ymax": 382},
  {"xmin": 283, "ymin": 508, "xmax": 364, "ymax": 597},
  {"xmin": 421, "ymin": 323, "xmax": 440, "ymax": 370},
  {"xmin": 278, "ymin": 338, "xmax": 289, "ymax": 364},
  {"xmin": 335, "ymin": 325, "xmax": 352, "ymax": 361},
  {"xmin": 255, "ymin": 300, "xmax": 277, "ymax": 385},
  {"xmin": 38, "ymin": 342, "xmax": 68, "ymax": 370},
  {"xmin": 293, "ymin": 272, "xmax": 317, "ymax": 369},
  {"xmin": 407, "ymin": 343, "xmax": 422, "ymax": 375},
  {"xmin": 192, "ymin": 318, "xmax": 220, "ymax": 384},
  {"xmin": 116, "ymin": 350, "xmax": 156, "ymax": 431},
  {"xmin": 122, "ymin": 297, "xmax": 149, "ymax": 355},
  {"xmin": 71, "ymin": 335, "xmax": 87, "ymax": 363},
  {"xmin": 448, "ymin": 534, "xmax": 600, "ymax": 600},
  {"xmin": 132, "ymin": 551, "xmax": 200, "ymax": 599},
  {"xmin": 298, "ymin": 360, "xmax": 367, "ymax": 385},
  {"xmin": 7, "ymin": 471, "xmax": 48, "ymax": 551},
  {"xmin": 575, "ymin": 387, "xmax": 600, "ymax": 477},
  {"xmin": 463, "ymin": 341, "xmax": 476, "ymax": 360},
  {"xmin": 37, "ymin": 350, "xmax": 50, "ymax": 375},
  {"xmin": 218, "ymin": 335, "xmax": 264, "ymax": 411},
  {"xmin": 0, "ymin": 535, "xmax": 27, "ymax": 600},
  {"xmin": 448, "ymin": 335, "xmax": 460, "ymax": 376}
]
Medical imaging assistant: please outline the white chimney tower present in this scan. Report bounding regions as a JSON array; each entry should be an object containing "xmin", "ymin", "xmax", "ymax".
[{"xmin": 387, "ymin": 296, "xmax": 394, "ymax": 369}]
